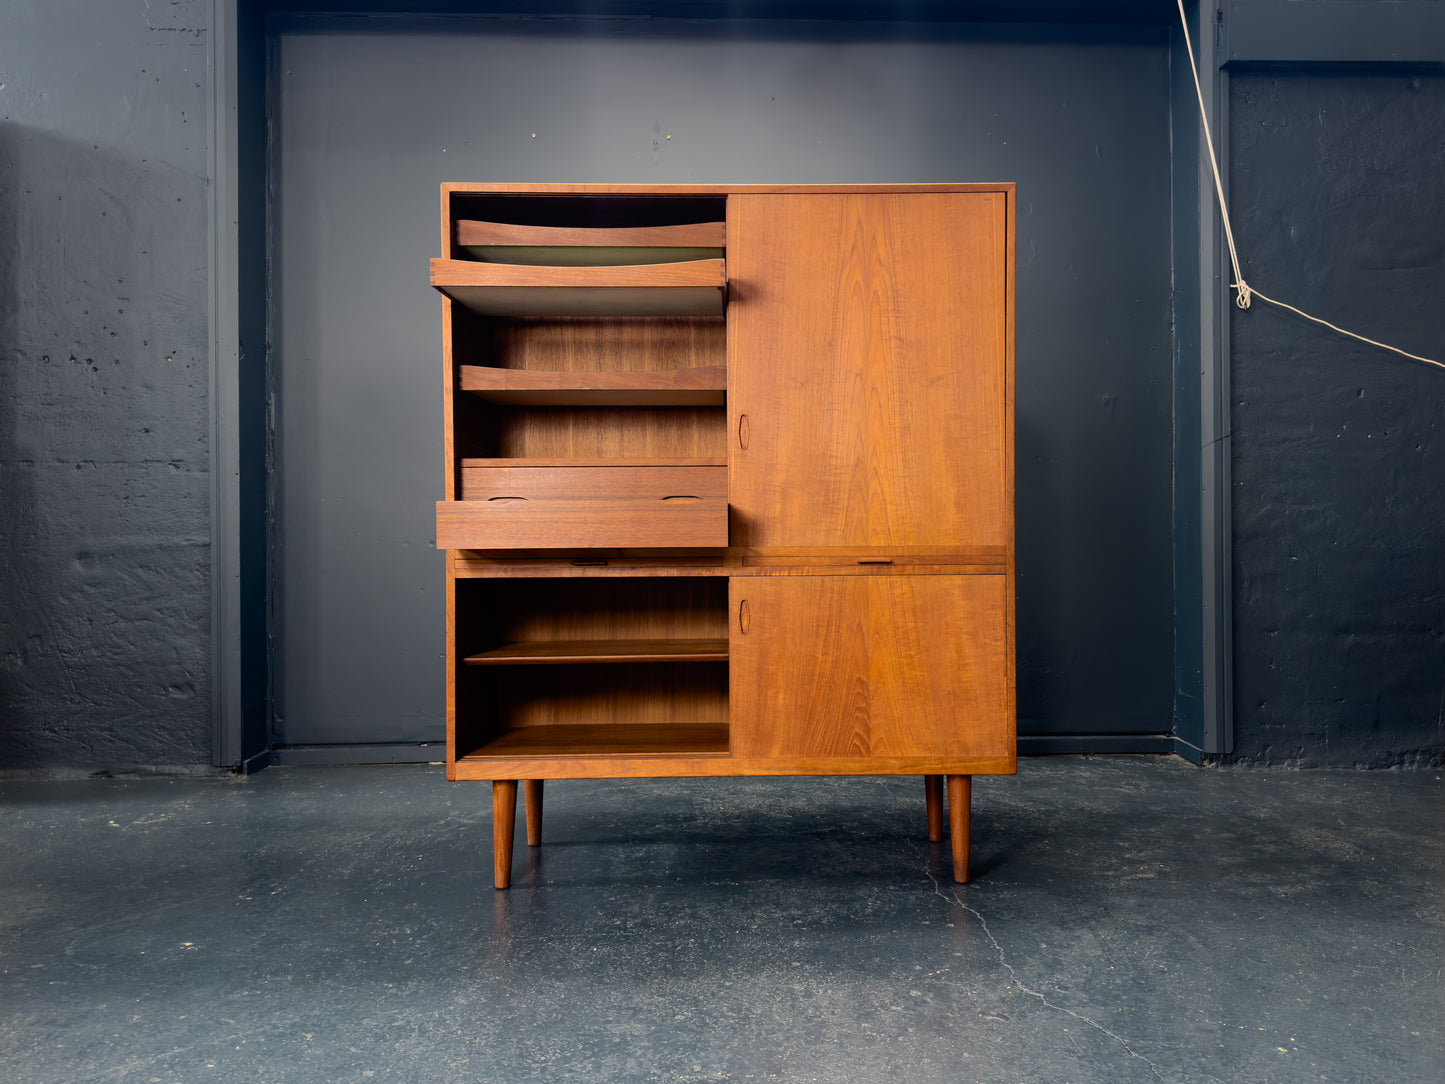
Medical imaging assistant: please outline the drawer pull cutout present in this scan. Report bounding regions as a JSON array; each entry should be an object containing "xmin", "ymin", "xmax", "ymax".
[
  {"xmin": 857, "ymin": 558, "xmax": 893, "ymax": 565},
  {"xmin": 738, "ymin": 598, "xmax": 751, "ymax": 636},
  {"xmin": 661, "ymin": 495, "xmax": 701, "ymax": 502},
  {"xmin": 488, "ymin": 496, "xmax": 529, "ymax": 502}
]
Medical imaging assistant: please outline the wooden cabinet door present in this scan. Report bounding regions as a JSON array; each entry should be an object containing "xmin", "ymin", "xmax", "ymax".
[
  {"xmin": 729, "ymin": 575, "xmax": 1012, "ymax": 760},
  {"xmin": 727, "ymin": 191, "xmax": 1010, "ymax": 548}
]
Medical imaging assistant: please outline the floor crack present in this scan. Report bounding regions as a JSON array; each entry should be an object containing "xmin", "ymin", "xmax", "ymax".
[{"xmin": 924, "ymin": 862, "xmax": 1168, "ymax": 1084}]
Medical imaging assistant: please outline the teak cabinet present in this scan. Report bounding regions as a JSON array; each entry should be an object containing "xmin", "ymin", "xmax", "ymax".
[{"xmin": 431, "ymin": 183, "xmax": 1015, "ymax": 888}]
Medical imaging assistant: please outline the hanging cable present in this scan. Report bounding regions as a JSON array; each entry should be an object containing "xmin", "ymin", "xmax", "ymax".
[{"xmin": 1175, "ymin": 0, "xmax": 1441, "ymax": 370}]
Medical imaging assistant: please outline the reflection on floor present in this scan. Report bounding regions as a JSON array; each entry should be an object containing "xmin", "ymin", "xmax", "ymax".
[{"xmin": 2, "ymin": 756, "xmax": 1440, "ymax": 1083}]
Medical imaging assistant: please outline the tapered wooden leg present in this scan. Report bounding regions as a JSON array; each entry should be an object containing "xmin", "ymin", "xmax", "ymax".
[
  {"xmin": 924, "ymin": 775, "xmax": 944, "ymax": 843},
  {"xmin": 524, "ymin": 779, "xmax": 544, "ymax": 847},
  {"xmin": 947, "ymin": 774, "xmax": 972, "ymax": 884},
  {"xmin": 493, "ymin": 780, "xmax": 518, "ymax": 890}
]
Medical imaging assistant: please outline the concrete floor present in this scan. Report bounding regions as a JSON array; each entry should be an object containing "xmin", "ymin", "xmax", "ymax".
[{"xmin": 1, "ymin": 756, "xmax": 1440, "ymax": 1084}]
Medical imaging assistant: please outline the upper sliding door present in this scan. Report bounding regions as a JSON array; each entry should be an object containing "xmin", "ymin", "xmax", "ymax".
[{"xmin": 727, "ymin": 191, "xmax": 1010, "ymax": 549}]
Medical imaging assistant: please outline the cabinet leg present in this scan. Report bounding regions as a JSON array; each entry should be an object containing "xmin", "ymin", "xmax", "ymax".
[
  {"xmin": 524, "ymin": 779, "xmax": 544, "ymax": 847},
  {"xmin": 924, "ymin": 775, "xmax": 944, "ymax": 843},
  {"xmin": 947, "ymin": 774, "xmax": 972, "ymax": 884},
  {"xmin": 492, "ymin": 780, "xmax": 518, "ymax": 890}
]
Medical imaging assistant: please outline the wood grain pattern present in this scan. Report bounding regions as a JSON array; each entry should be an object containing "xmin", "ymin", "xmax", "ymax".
[
  {"xmin": 458, "ymin": 576, "xmax": 727, "ymax": 651},
  {"xmin": 461, "ymin": 457, "xmax": 725, "ymax": 469},
  {"xmin": 433, "ymin": 257, "xmax": 725, "ymax": 288},
  {"xmin": 486, "ymin": 406, "xmax": 727, "ymax": 461},
  {"xmin": 493, "ymin": 780, "xmax": 518, "ymax": 889},
  {"xmin": 433, "ymin": 258, "xmax": 726, "ymax": 318},
  {"xmin": 452, "ymin": 753, "xmax": 1016, "ymax": 780},
  {"xmin": 486, "ymin": 317, "xmax": 725, "ymax": 374},
  {"xmin": 458, "ymin": 220, "xmax": 726, "ymax": 248},
  {"xmin": 729, "ymin": 575, "xmax": 1011, "ymax": 760},
  {"xmin": 524, "ymin": 779, "xmax": 544, "ymax": 847},
  {"xmin": 459, "ymin": 464, "xmax": 726, "ymax": 502},
  {"xmin": 465, "ymin": 638, "xmax": 728, "ymax": 665},
  {"xmin": 464, "ymin": 723, "xmax": 731, "ymax": 759},
  {"xmin": 435, "ymin": 185, "xmax": 1018, "ymax": 881},
  {"xmin": 459, "ymin": 365, "xmax": 726, "ymax": 406},
  {"xmin": 474, "ymin": 662, "xmax": 728, "ymax": 735},
  {"xmin": 728, "ymin": 192, "xmax": 1008, "ymax": 547},
  {"xmin": 740, "ymin": 555, "xmax": 1005, "ymax": 568},
  {"xmin": 444, "ymin": 182, "xmax": 1014, "ymax": 197},
  {"xmin": 436, "ymin": 497, "xmax": 728, "ymax": 550},
  {"xmin": 925, "ymin": 775, "xmax": 944, "ymax": 843},
  {"xmin": 948, "ymin": 774, "xmax": 972, "ymax": 883}
]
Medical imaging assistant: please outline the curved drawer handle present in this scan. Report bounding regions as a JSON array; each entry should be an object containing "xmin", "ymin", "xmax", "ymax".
[
  {"xmin": 660, "ymin": 495, "xmax": 701, "ymax": 502},
  {"xmin": 738, "ymin": 598, "xmax": 751, "ymax": 636},
  {"xmin": 487, "ymin": 495, "xmax": 529, "ymax": 502}
]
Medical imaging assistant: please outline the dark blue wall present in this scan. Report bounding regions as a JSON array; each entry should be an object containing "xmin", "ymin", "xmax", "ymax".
[
  {"xmin": 3, "ymin": 1, "xmax": 1440, "ymax": 773},
  {"xmin": 266, "ymin": 16, "xmax": 1177, "ymax": 751},
  {"xmin": 1228, "ymin": 70, "xmax": 1445, "ymax": 767}
]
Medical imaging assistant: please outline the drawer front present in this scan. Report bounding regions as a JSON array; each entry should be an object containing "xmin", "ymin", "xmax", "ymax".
[{"xmin": 437, "ymin": 498, "xmax": 727, "ymax": 549}]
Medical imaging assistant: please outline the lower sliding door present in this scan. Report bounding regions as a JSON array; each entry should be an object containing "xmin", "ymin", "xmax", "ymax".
[{"xmin": 729, "ymin": 574, "xmax": 1012, "ymax": 760}]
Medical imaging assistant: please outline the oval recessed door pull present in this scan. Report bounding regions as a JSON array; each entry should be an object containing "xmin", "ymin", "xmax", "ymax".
[
  {"xmin": 487, "ymin": 495, "xmax": 528, "ymax": 501},
  {"xmin": 660, "ymin": 495, "xmax": 701, "ymax": 502},
  {"xmin": 738, "ymin": 598, "xmax": 751, "ymax": 635},
  {"xmin": 738, "ymin": 413, "xmax": 750, "ymax": 450}
]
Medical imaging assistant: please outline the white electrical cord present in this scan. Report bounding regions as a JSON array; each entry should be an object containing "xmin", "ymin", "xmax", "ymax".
[{"xmin": 1175, "ymin": 0, "xmax": 1442, "ymax": 371}]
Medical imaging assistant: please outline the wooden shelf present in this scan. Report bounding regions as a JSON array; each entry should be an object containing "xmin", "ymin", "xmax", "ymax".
[
  {"xmin": 432, "ymin": 257, "xmax": 726, "ymax": 317},
  {"xmin": 459, "ymin": 457, "xmax": 726, "ymax": 468},
  {"xmin": 464, "ymin": 638, "xmax": 729, "ymax": 665},
  {"xmin": 459, "ymin": 365, "xmax": 726, "ymax": 406},
  {"xmin": 457, "ymin": 220, "xmax": 725, "ymax": 266},
  {"xmin": 459, "ymin": 722, "xmax": 730, "ymax": 759}
]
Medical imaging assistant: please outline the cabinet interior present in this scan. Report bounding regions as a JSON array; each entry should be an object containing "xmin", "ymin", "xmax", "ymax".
[
  {"xmin": 451, "ymin": 309, "xmax": 727, "ymax": 464},
  {"xmin": 453, "ymin": 577, "xmax": 730, "ymax": 760}
]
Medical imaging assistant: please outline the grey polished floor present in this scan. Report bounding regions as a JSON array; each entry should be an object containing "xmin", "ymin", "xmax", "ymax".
[{"xmin": 2, "ymin": 757, "xmax": 1441, "ymax": 1083}]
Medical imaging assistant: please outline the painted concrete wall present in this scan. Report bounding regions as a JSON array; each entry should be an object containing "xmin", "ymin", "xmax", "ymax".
[
  {"xmin": 0, "ymin": 1, "xmax": 214, "ymax": 772},
  {"xmin": 3, "ymin": 5, "xmax": 1439, "ymax": 772},
  {"xmin": 1228, "ymin": 71, "xmax": 1445, "ymax": 767},
  {"xmin": 268, "ymin": 18, "xmax": 1176, "ymax": 749}
]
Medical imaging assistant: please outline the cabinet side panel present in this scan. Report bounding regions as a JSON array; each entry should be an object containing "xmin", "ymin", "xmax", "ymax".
[{"xmin": 728, "ymin": 193, "xmax": 1008, "ymax": 548}]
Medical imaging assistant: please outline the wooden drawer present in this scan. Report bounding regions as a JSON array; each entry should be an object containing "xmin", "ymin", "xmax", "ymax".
[
  {"xmin": 460, "ymin": 463, "xmax": 725, "ymax": 502},
  {"xmin": 439, "ymin": 464, "xmax": 728, "ymax": 550}
]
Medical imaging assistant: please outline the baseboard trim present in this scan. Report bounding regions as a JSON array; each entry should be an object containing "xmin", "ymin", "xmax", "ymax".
[
  {"xmin": 1018, "ymin": 734, "xmax": 1175, "ymax": 755},
  {"xmin": 267, "ymin": 743, "xmax": 445, "ymax": 767}
]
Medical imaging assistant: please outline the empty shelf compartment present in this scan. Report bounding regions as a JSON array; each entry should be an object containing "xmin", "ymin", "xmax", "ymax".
[{"xmin": 457, "ymin": 220, "xmax": 725, "ymax": 266}]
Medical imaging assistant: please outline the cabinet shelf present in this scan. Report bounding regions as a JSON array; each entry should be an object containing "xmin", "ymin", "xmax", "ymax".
[
  {"xmin": 459, "ymin": 365, "xmax": 726, "ymax": 406},
  {"xmin": 459, "ymin": 457, "xmax": 725, "ymax": 468},
  {"xmin": 459, "ymin": 722, "xmax": 730, "ymax": 759},
  {"xmin": 464, "ymin": 638, "xmax": 729, "ymax": 666},
  {"xmin": 457, "ymin": 219, "xmax": 725, "ymax": 266},
  {"xmin": 432, "ymin": 257, "xmax": 726, "ymax": 317}
]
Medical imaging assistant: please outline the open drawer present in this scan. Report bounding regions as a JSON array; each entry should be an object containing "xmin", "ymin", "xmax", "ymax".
[{"xmin": 437, "ymin": 462, "xmax": 728, "ymax": 550}]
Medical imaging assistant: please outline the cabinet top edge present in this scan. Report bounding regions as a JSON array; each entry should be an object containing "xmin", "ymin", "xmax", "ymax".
[{"xmin": 441, "ymin": 182, "xmax": 1016, "ymax": 197}]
